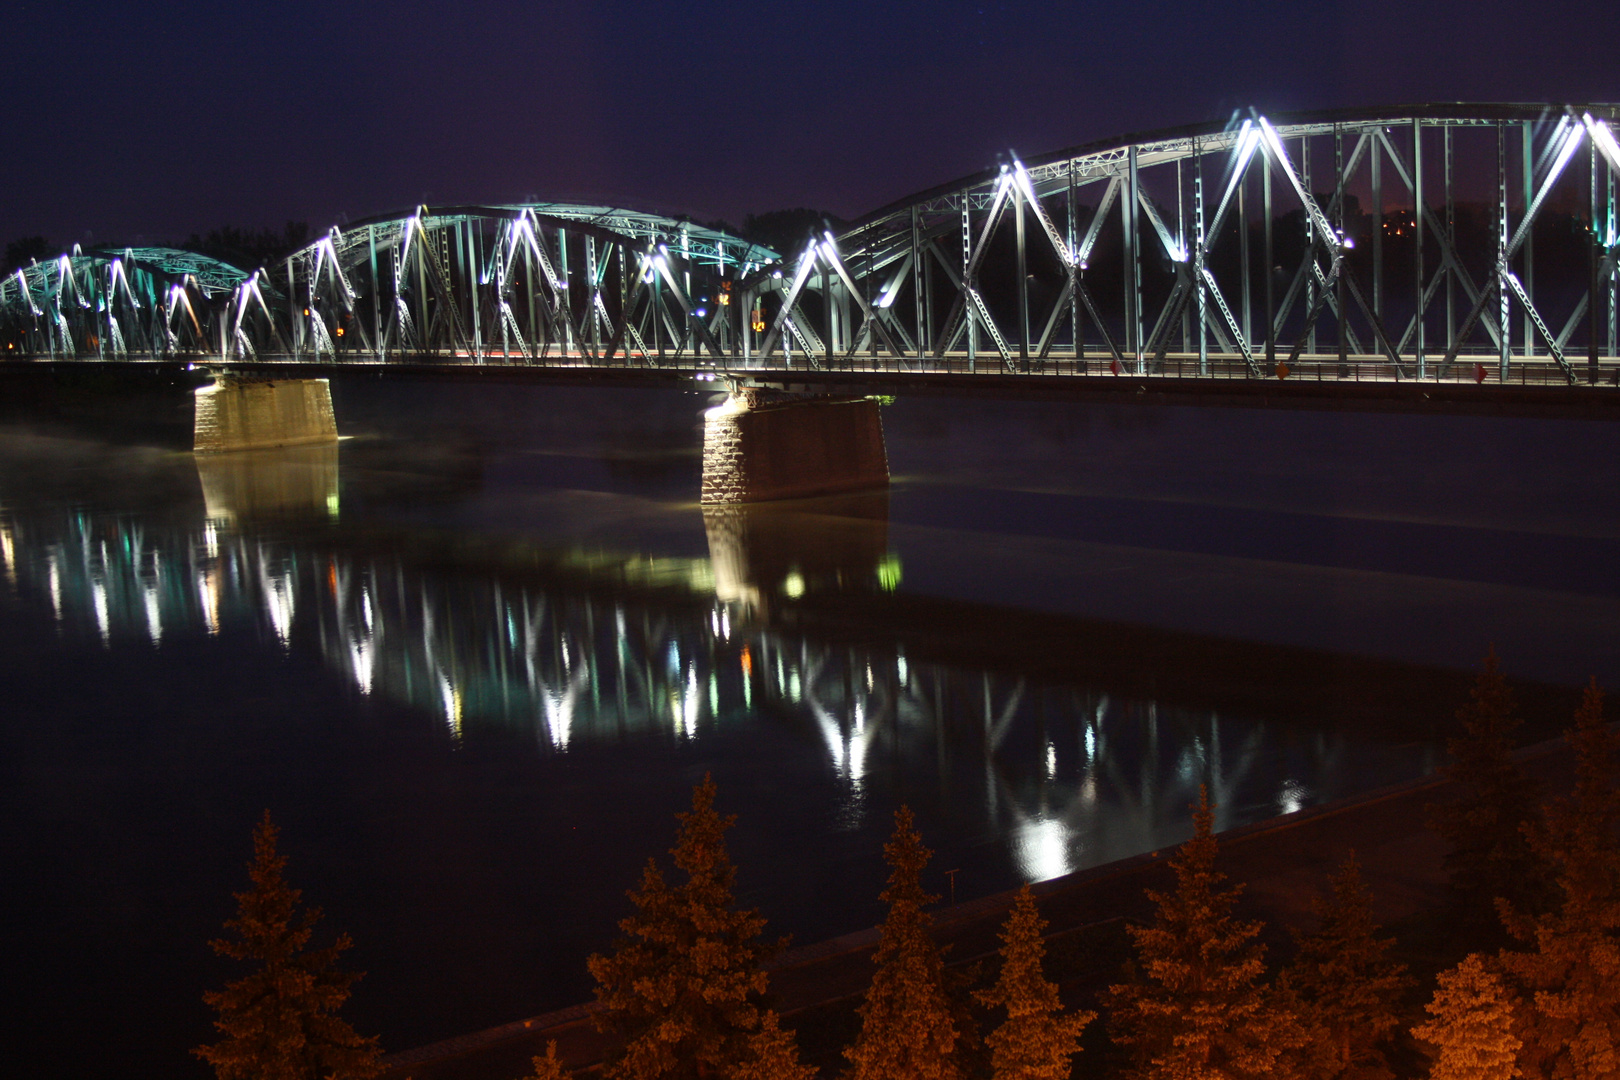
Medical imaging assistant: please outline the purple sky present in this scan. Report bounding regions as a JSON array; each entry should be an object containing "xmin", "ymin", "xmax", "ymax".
[{"xmin": 3, "ymin": 0, "xmax": 1616, "ymax": 247}]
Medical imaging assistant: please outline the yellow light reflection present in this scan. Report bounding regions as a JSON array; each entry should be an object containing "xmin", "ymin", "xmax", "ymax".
[
  {"xmin": 0, "ymin": 522, "xmax": 14, "ymax": 586},
  {"xmin": 1012, "ymin": 816, "xmax": 1073, "ymax": 883},
  {"xmin": 198, "ymin": 565, "xmax": 220, "ymax": 635}
]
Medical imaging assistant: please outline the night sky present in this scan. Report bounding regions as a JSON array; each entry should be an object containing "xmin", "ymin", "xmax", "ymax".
[{"xmin": 3, "ymin": 0, "xmax": 1617, "ymax": 248}]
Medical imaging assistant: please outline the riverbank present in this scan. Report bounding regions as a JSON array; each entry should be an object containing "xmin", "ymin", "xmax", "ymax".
[{"xmin": 380, "ymin": 730, "xmax": 1580, "ymax": 1080}]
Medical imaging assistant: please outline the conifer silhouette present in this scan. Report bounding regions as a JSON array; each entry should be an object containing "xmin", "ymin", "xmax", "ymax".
[
  {"xmin": 1496, "ymin": 680, "xmax": 1620, "ymax": 1080},
  {"xmin": 1280, "ymin": 852, "xmax": 1412, "ymax": 1080},
  {"xmin": 1104, "ymin": 787, "xmax": 1302, "ymax": 1080},
  {"xmin": 1428, "ymin": 650, "xmax": 1546, "ymax": 921},
  {"xmin": 527, "ymin": 1040, "xmax": 569, "ymax": 1080},
  {"xmin": 844, "ymin": 805, "xmax": 963, "ymax": 1080},
  {"xmin": 194, "ymin": 811, "xmax": 381, "ymax": 1080},
  {"xmin": 587, "ymin": 776, "xmax": 810, "ymax": 1080},
  {"xmin": 975, "ymin": 885, "xmax": 1093, "ymax": 1080},
  {"xmin": 1412, "ymin": 954, "xmax": 1521, "ymax": 1080}
]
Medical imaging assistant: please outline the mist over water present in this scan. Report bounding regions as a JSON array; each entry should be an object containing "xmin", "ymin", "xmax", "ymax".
[{"xmin": 3, "ymin": 380, "xmax": 1616, "ymax": 1077}]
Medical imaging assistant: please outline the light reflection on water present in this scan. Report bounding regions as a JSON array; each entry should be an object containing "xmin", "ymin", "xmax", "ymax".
[
  {"xmin": 0, "ymin": 415, "xmax": 1468, "ymax": 1070},
  {"xmin": 1, "ymin": 453, "xmax": 1433, "ymax": 886}
]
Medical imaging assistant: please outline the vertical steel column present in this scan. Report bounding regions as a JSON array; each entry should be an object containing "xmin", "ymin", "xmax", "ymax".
[
  {"xmin": 557, "ymin": 228, "xmax": 573, "ymax": 356},
  {"xmin": 1498, "ymin": 123, "xmax": 1511, "ymax": 380},
  {"xmin": 963, "ymin": 202, "xmax": 976, "ymax": 372},
  {"xmin": 823, "ymin": 261, "xmax": 833, "ymax": 368},
  {"xmin": 498, "ymin": 239, "xmax": 510, "ymax": 363},
  {"xmin": 1263, "ymin": 151, "xmax": 1275, "ymax": 369},
  {"xmin": 1337, "ymin": 127, "xmax": 1348, "ymax": 366},
  {"xmin": 1015, "ymin": 178, "xmax": 1029, "ymax": 366},
  {"xmin": 1413, "ymin": 119, "xmax": 1425, "ymax": 378},
  {"xmin": 454, "ymin": 221, "xmax": 467, "ymax": 357},
  {"xmin": 1591, "ymin": 142, "xmax": 1601, "ymax": 383},
  {"xmin": 1303, "ymin": 136, "xmax": 1315, "ymax": 357},
  {"xmin": 586, "ymin": 237, "xmax": 601, "ymax": 359},
  {"xmin": 840, "ymin": 267, "xmax": 851, "ymax": 360},
  {"xmin": 1371, "ymin": 136, "xmax": 1383, "ymax": 327},
  {"xmin": 1194, "ymin": 139, "xmax": 1207, "ymax": 375},
  {"xmin": 1125, "ymin": 144, "xmax": 1143, "ymax": 371},
  {"xmin": 1179, "ymin": 158, "xmax": 1190, "ymax": 355},
  {"xmin": 467, "ymin": 219, "xmax": 482, "ymax": 361},
  {"xmin": 911, "ymin": 205, "xmax": 925, "ymax": 361},
  {"xmin": 1523, "ymin": 122, "xmax": 1535, "ymax": 359},
  {"xmin": 924, "ymin": 240, "xmax": 935, "ymax": 360},
  {"xmin": 290, "ymin": 261, "xmax": 300, "ymax": 360},
  {"xmin": 526, "ymin": 235, "xmax": 538, "ymax": 359},
  {"xmin": 652, "ymin": 273, "xmax": 662, "ymax": 360},
  {"xmin": 416, "ymin": 232, "xmax": 428, "ymax": 357},
  {"xmin": 1610, "ymin": 164, "xmax": 1617, "ymax": 359},
  {"xmin": 368, "ymin": 225, "xmax": 381, "ymax": 360},
  {"xmin": 1445, "ymin": 127, "xmax": 1456, "ymax": 355},
  {"xmin": 617, "ymin": 245, "xmax": 628, "ymax": 365},
  {"xmin": 1239, "ymin": 171, "xmax": 1251, "ymax": 351},
  {"xmin": 1068, "ymin": 159, "xmax": 1082, "ymax": 362}
]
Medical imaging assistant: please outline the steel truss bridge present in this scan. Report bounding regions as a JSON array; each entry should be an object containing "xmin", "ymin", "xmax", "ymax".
[{"xmin": 4, "ymin": 104, "xmax": 1619, "ymax": 387}]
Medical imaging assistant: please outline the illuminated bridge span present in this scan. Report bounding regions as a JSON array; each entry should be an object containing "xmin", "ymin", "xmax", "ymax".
[{"xmin": 3, "ymin": 103, "xmax": 1619, "ymax": 387}]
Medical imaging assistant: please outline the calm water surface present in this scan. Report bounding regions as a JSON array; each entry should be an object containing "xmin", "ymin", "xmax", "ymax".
[{"xmin": 4, "ymin": 380, "xmax": 1619, "ymax": 1078}]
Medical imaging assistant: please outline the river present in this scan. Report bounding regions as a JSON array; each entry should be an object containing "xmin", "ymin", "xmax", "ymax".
[{"xmin": 3, "ymin": 377, "xmax": 1617, "ymax": 1077}]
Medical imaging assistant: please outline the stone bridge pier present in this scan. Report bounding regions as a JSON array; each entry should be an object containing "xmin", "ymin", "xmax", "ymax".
[
  {"xmin": 193, "ymin": 375, "xmax": 338, "ymax": 454},
  {"xmin": 700, "ymin": 389, "xmax": 889, "ymax": 504}
]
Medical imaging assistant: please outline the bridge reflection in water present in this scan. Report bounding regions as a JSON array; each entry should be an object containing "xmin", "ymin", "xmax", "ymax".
[{"xmin": 0, "ymin": 443, "xmax": 1425, "ymax": 885}]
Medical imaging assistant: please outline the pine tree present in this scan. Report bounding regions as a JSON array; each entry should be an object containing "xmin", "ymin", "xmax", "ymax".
[
  {"xmin": 844, "ymin": 805, "xmax": 963, "ymax": 1080},
  {"xmin": 527, "ymin": 1040, "xmax": 569, "ymax": 1080},
  {"xmin": 975, "ymin": 885, "xmax": 1094, "ymax": 1080},
  {"xmin": 1428, "ymin": 650, "xmax": 1546, "ymax": 921},
  {"xmin": 1496, "ymin": 680, "xmax": 1620, "ymax": 1080},
  {"xmin": 1412, "ymin": 954, "xmax": 1521, "ymax": 1080},
  {"xmin": 1103, "ymin": 787, "xmax": 1303, "ymax": 1080},
  {"xmin": 1280, "ymin": 852, "xmax": 1413, "ymax": 1080},
  {"xmin": 194, "ymin": 811, "xmax": 382, "ymax": 1080},
  {"xmin": 587, "ymin": 776, "xmax": 811, "ymax": 1080}
]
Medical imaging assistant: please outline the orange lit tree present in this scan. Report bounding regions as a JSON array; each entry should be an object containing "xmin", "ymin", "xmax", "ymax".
[
  {"xmin": 1496, "ymin": 680, "xmax": 1620, "ymax": 1080},
  {"xmin": 194, "ymin": 811, "xmax": 382, "ymax": 1080},
  {"xmin": 587, "ymin": 776, "xmax": 811, "ymax": 1080},
  {"xmin": 844, "ymin": 806, "xmax": 964, "ymax": 1080},
  {"xmin": 527, "ymin": 1041, "xmax": 569, "ymax": 1080},
  {"xmin": 1104, "ymin": 787, "xmax": 1303, "ymax": 1080},
  {"xmin": 975, "ymin": 885, "xmax": 1093, "ymax": 1080},
  {"xmin": 1428, "ymin": 650, "xmax": 1547, "ymax": 922},
  {"xmin": 1412, "ymin": 954, "xmax": 1521, "ymax": 1080},
  {"xmin": 1279, "ymin": 852, "xmax": 1412, "ymax": 1080}
]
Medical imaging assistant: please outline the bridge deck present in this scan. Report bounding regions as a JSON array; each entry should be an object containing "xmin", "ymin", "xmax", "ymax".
[{"xmin": 7, "ymin": 354, "xmax": 1620, "ymax": 420}]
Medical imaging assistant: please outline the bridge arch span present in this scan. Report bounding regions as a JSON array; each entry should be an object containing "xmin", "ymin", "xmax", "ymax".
[
  {"xmin": 5, "ymin": 104, "xmax": 1619, "ymax": 387},
  {"xmin": 237, "ymin": 203, "xmax": 778, "ymax": 364},
  {"xmin": 0, "ymin": 247, "xmax": 248, "ymax": 359},
  {"xmin": 758, "ymin": 103, "xmax": 1620, "ymax": 384}
]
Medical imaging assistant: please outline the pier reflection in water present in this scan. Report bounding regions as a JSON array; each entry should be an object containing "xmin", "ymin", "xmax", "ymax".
[{"xmin": 0, "ymin": 442, "xmax": 1427, "ymax": 894}]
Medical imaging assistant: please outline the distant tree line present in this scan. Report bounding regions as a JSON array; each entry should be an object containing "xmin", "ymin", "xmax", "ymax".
[
  {"xmin": 0, "ymin": 223, "xmax": 312, "ymax": 276},
  {"xmin": 178, "ymin": 222, "xmax": 312, "ymax": 271},
  {"xmin": 195, "ymin": 649, "xmax": 1620, "ymax": 1080}
]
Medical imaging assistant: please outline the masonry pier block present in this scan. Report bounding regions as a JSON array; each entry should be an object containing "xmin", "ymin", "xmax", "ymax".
[
  {"xmin": 193, "ymin": 377, "xmax": 338, "ymax": 454},
  {"xmin": 700, "ymin": 391, "xmax": 888, "ymax": 504}
]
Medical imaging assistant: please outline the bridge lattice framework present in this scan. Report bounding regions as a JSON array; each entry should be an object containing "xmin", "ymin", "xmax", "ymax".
[{"xmin": 4, "ymin": 104, "xmax": 1619, "ymax": 386}]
